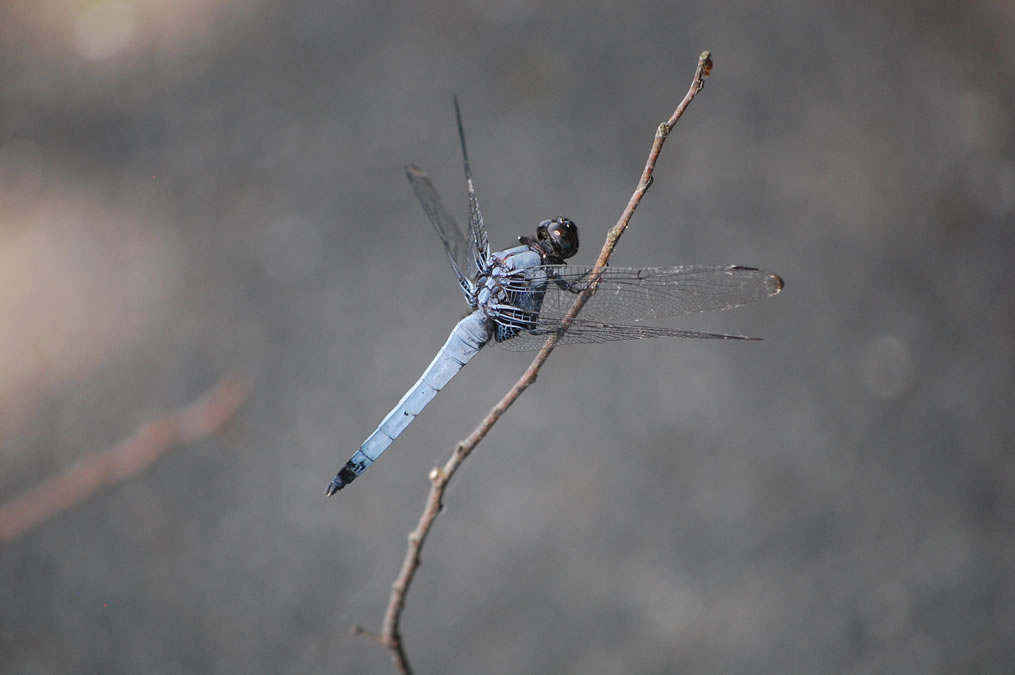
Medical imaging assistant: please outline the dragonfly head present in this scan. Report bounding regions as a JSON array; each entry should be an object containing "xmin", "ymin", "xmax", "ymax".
[{"xmin": 534, "ymin": 217, "xmax": 579, "ymax": 263}]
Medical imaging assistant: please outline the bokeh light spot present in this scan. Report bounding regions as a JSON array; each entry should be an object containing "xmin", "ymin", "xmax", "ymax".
[{"xmin": 73, "ymin": 1, "xmax": 136, "ymax": 61}]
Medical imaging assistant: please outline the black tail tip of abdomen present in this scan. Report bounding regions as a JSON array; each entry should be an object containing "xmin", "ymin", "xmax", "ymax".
[{"xmin": 324, "ymin": 465, "xmax": 360, "ymax": 496}]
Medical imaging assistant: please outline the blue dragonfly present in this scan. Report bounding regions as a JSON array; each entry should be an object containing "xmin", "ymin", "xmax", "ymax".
[{"xmin": 325, "ymin": 99, "xmax": 783, "ymax": 495}]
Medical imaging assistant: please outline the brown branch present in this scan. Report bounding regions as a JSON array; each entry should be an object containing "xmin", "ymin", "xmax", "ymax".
[
  {"xmin": 0, "ymin": 375, "xmax": 249, "ymax": 544},
  {"xmin": 359, "ymin": 52, "xmax": 714, "ymax": 675}
]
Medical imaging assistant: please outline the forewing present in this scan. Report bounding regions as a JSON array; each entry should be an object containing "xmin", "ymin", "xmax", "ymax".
[
  {"xmin": 406, "ymin": 164, "xmax": 476, "ymax": 296},
  {"xmin": 492, "ymin": 264, "xmax": 782, "ymax": 351},
  {"xmin": 453, "ymin": 96, "xmax": 491, "ymax": 278},
  {"xmin": 506, "ymin": 264, "xmax": 782, "ymax": 322}
]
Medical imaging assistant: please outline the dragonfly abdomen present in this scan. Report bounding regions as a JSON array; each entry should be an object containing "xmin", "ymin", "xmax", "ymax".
[{"xmin": 325, "ymin": 312, "xmax": 491, "ymax": 494}]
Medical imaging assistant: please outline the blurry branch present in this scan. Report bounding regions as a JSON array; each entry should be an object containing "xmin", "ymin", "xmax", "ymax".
[
  {"xmin": 0, "ymin": 375, "xmax": 248, "ymax": 544},
  {"xmin": 354, "ymin": 52, "xmax": 715, "ymax": 675}
]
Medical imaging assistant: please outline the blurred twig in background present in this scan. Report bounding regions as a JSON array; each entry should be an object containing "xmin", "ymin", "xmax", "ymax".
[
  {"xmin": 0, "ymin": 376, "xmax": 248, "ymax": 544},
  {"xmin": 353, "ymin": 52, "xmax": 714, "ymax": 675}
]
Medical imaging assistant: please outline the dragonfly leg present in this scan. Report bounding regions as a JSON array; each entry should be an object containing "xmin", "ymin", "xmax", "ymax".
[{"xmin": 548, "ymin": 267, "xmax": 590, "ymax": 294}]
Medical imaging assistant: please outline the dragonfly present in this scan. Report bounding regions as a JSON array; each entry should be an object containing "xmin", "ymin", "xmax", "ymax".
[{"xmin": 325, "ymin": 98, "xmax": 783, "ymax": 495}]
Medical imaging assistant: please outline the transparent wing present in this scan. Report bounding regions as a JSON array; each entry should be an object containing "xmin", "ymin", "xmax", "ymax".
[
  {"xmin": 491, "ymin": 264, "xmax": 783, "ymax": 351},
  {"xmin": 494, "ymin": 320, "xmax": 760, "ymax": 351},
  {"xmin": 405, "ymin": 164, "xmax": 475, "ymax": 298},
  {"xmin": 403, "ymin": 97, "xmax": 492, "ymax": 299},
  {"xmin": 453, "ymin": 96, "xmax": 491, "ymax": 278}
]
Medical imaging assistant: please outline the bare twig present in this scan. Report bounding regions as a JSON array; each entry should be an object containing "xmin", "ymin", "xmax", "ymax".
[
  {"xmin": 0, "ymin": 375, "xmax": 249, "ymax": 544},
  {"xmin": 362, "ymin": 53, "xmax": 714, "ymax": 674}
]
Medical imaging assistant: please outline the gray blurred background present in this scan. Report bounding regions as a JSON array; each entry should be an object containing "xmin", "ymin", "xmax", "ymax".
[{"xmin": 2, "ymin": 1, "xmax": 1013, "ymax": 673}]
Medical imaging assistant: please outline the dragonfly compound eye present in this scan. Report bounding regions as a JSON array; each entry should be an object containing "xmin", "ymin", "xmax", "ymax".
[{"xmin": 546, "ymin": 217, "xmax": 579, "ymax": 260}]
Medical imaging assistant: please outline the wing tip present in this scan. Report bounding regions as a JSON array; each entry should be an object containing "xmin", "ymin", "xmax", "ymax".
[
  {"xmin": 769, "ymin": 273, "xmax": 785, "ymax": 295},
  {"xmin": 727, "ymin": 265, "xmax": 784, "ymax": 296}
]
